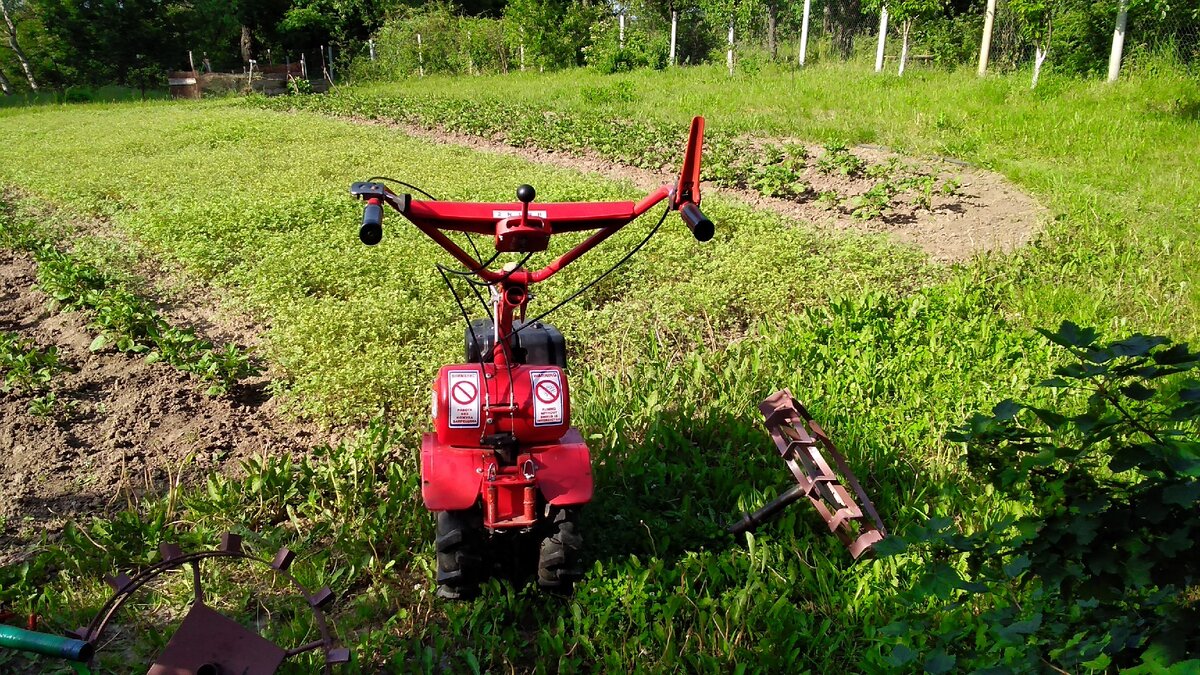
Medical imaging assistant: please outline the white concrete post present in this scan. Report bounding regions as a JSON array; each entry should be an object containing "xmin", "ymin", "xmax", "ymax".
[
  {"xmin": 670, "ymin": 11, "xmax": 677, "ymax": 65},
  {"xmin": 727, "ymin": 19, "xmax": 735, "ymax": 75},
  {"xmin": 619, "ymin": 14, "xmax": 625, "ymax": 48},
  {"xmin": 417, "ymin": 33, "xmax": 424, "ymax": 77},
  {"xmin": 1108, "ymin": 0, "xmax": 1129, "ymax": 82},
  {"xmin": 799, "ymin": 0, "xmax": 811, "ymax": 66},
  {"xmin": 875, "ymin": 7, "xmax": 889, "ymax": 73},
  {"xmin": 978, "ymin": 0, "xmax": 997, "ymax": 76}
]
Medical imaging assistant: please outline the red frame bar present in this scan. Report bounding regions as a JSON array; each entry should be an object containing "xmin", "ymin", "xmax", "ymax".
[{"xmin": 397, "ymin": 184, "xmax": 673, "ymax": 285}]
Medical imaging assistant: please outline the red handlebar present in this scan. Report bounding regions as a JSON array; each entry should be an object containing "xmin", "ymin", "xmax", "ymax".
[{"xmin": 352, "ymin": 116, "xmax": 711, "ymax": 286}]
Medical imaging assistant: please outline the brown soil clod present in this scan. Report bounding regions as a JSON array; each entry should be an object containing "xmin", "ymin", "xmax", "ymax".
[{"xmin": 0, "ymin": 249, "xmax": 321, "ymax": 566}]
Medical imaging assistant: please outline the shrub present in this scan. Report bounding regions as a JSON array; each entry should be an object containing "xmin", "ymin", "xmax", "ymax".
[
  {"xmin": 584, "ymin": 18, "xmax": 668, "ymax": 73},
  {"xmin": 879, "ymin": 322, "xmax": 1200, "ymax": 671}
]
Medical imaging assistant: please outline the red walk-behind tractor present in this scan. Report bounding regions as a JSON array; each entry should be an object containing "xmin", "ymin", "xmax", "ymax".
[{"xmin": 350, "ymin": 117, "xmax": 714, "ymax": 598}]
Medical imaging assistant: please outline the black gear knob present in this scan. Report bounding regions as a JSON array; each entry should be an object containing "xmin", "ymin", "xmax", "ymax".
[{"xmin": 516, "ymin": 184, "xmax": 536, "ymax": 204}]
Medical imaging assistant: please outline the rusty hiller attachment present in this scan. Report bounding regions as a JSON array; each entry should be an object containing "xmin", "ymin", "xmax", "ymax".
[{"xmin": 729, "ymin": 389, "xmax": 886, "ymax": 559}]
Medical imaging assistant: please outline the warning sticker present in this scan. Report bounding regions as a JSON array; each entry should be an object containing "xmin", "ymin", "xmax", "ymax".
[
  {"xmin": 530, "ymin": 369, "xmax": 564, "ymax": 427},
  {"xmin": 447, "ymin": 370, "xmax": 481, "ymax": 428}
]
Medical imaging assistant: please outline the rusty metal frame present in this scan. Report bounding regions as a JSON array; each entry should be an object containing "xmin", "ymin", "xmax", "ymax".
[{"xmin": 70, "ymin": 535, "xmax": 350, "ymax": 671}]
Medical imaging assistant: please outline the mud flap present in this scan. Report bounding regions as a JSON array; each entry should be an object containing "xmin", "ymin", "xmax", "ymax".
[
  {"xmin": 421, "ymin": 434, "xmax": 485, "ymax": 511},
  {"xmin": 532, "ymin": 428, "xmax": 593, "ymax": 506}
]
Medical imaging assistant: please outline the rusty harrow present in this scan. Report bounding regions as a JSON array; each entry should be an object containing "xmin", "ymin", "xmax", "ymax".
[
  {"xmin": 730, "ymin": 389, "xmax": 887, "ymax": 559},
  {"xmin": 1, "ymin": 533, "xmax": 350, "ymax": 673}
]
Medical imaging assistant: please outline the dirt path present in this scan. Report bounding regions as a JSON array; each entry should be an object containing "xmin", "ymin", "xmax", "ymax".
[
  {"xmin": 348, "ymin": 116, "xmax": 1044, "ymax": 263},
  {"xmin": 0, "ymin": 249, "xmax": 322, "ymax": 566}
]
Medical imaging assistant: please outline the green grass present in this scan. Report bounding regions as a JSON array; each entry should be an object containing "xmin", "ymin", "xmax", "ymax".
[
  {"xmin": 0, "ymin": 60, "xmax": 1193, "ymax": 671},
  {"xmin": 0, "ymin": 86, "xmax": 170, "ymax": 109}
]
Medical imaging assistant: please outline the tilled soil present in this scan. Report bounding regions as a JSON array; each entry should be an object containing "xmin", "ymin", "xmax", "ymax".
[
  {"xmin": 0, "ymin": 249, "xmax": 323, "ymax": 566},
  {"xmin": 350, "ymin": 116, "xmax": 1044, "ymax": 263}
]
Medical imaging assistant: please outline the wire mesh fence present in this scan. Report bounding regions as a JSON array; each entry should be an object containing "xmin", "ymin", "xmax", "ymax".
[{"xmin": 336, "ymin": 0, "xmax": 1198, "ymax": 83}]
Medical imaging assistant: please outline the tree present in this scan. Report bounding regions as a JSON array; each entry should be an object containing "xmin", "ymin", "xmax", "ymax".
[
  {"xmin": 823, "ymin": 0, "xmax": 863, "ymax": 59},
  {"xmin": 0, "ymin": 0, "xmax": 38, "ymax": 90},
  {"xmin": 862, "ymin": 0, "xmax": 945, "ymax": 75},
  {"xmin": 1009, "ymin": 0, "xmax": 1055, "ymax": 87}
]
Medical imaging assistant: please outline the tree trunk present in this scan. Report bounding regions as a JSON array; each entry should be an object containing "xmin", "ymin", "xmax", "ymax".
[
  {"xmin": 766, "ymin": 0, "xmax": 778, "ymax": 60},
  {"xmin": 0, "ymin": 0, "xmax": 38, "ymax": 91},
  {"xmin": 898, "ymin": 19, "xmax": 910, "ymax": 76},
  {"xmin": 240, "ymin": 24, "xmax": 253, "ymax": 64},
  {"xmin": 827, "ymin": 0, "xmax": 862, "ymax": 60},
  {"xmin": 0, "ymin": 66, "xmax": 12, "ymax": 95}
]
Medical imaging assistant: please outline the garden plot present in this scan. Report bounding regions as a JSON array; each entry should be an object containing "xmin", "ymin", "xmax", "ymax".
[
  {"xmin": 0, "ymin": 246, "xmax": 324, "ymax": 566},
  {"xmin": 380, "ymin": 118, "xmax": 1041, "ymax": 262}
]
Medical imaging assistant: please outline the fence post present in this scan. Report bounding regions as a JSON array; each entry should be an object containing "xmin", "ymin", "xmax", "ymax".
[
  {"xmin": 369, "ymin": 38, "xmax": 376, "ymax": 61},
  {"xmin": 727, "ymin": 19, "xmax": 734, "ymax": 75},
  {"xmin": 1108, "ymin": 0, "xmax": 1129, "ymax": 82},
  {"xmin": 300, "ymin": 53, "xmax": 307, "ymax": 79},
  {"xmin": 670, "ymin": 11, "xmax": 677, "ymax": 65},
  {"xmin": 799, "ymin": 0, "xmax": 811, "ymax": 66},
  {"xmin": 875, "ymin": 7, "xmax": 888, "ymax": 73},
  {"xmin": 417, "ymin": 33, "xmax": 424, "ymax": 77},
  {"xmin": 327, "ymin": 44, "xmax": 334, "ymax": 82},
  {"xmin": 978, "ymin": 0, "xmax": 996, "ymax": 76},
  {"xmin": 188, "ymin": 50, "xmax": 195, "ymax": 72},
  {"xmin": 619, "ymin": 14, "xmax": 625, "ymax": 49},
  {"xmin": 467, "ymin": 30, "xmax": 474, "ymax": 75},
  {"xmin": 520, "ymin": 40, "xmax": 526, "ymax": 71}
]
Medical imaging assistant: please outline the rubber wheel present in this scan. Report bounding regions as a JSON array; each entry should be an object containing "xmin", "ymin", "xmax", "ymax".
[
  {"xmin": 537, "ymin": 507, "xmax": 584, "ymax": 591},
  {"xmin": 436, "ymin": 509, "xmax": 482, "ymax": 600}
]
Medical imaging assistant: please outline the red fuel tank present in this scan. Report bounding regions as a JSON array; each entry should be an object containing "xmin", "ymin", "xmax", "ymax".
[{"xmin": 433, "ymin": 364, "xmax": 571, "ymax": 446}]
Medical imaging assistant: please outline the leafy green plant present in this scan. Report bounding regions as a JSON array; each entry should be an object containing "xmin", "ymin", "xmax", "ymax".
[
  {"xmin": 0, "ymin": 331, "xmax": 66, "ymax": 393},
  {"xmin": 879, "ymin": 322, "xmax": 1200, "ymax": 671},
  {"xmin": 817, "ymin": 143, "xmax": 867, "ymax": 177},
  {"xmin": 849, "ymin": 181, "xmax": 897, "ymax": 220},
  {"xmin": 286, "ymin": 76, "xmax": 314, "ymax": 96},
  {"xmin": 816, "ymin": 189, "xmax": 842, "ymax": 210}
]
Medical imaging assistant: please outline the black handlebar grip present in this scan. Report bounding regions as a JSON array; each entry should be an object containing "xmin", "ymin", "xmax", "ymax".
[
  {"xmin": 679, "ymin": 203, "xmax": 715, "ymax": 242},
  {"xmin": 360, "ymin": 202, "xmax": 383, "ymax": 246}
]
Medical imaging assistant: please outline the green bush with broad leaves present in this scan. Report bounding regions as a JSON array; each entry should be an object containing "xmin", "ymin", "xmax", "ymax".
[
  {"xmin": 583, "ymin": 18, "xmax": 669, "ymax": 74},
  {"xmin": 877, "ymin": 321, "xmax": 1200, "ymax": 672}
]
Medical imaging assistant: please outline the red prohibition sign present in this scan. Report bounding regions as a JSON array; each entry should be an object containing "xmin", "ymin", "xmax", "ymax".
[
  {"xmin": 451, "ymin": 380, "xmax": 478, "ymax": 405},
  {"xmin": 534, "ymin": 379, "xmax": 560, "ymax": 404}
]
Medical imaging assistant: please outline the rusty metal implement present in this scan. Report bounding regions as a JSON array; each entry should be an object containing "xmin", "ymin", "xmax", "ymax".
[{"xmin": 729, "ymin": 389, "xmax": 886, "ymax": 559}]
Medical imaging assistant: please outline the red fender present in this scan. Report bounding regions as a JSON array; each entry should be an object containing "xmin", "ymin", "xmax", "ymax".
[
  {"xmin": 420, "ymin": 434, "xmax": 485, "ymax": 511},
  {"xmin": 531, "ymin": 428, "xmax": 593, "ymax": 506}
]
